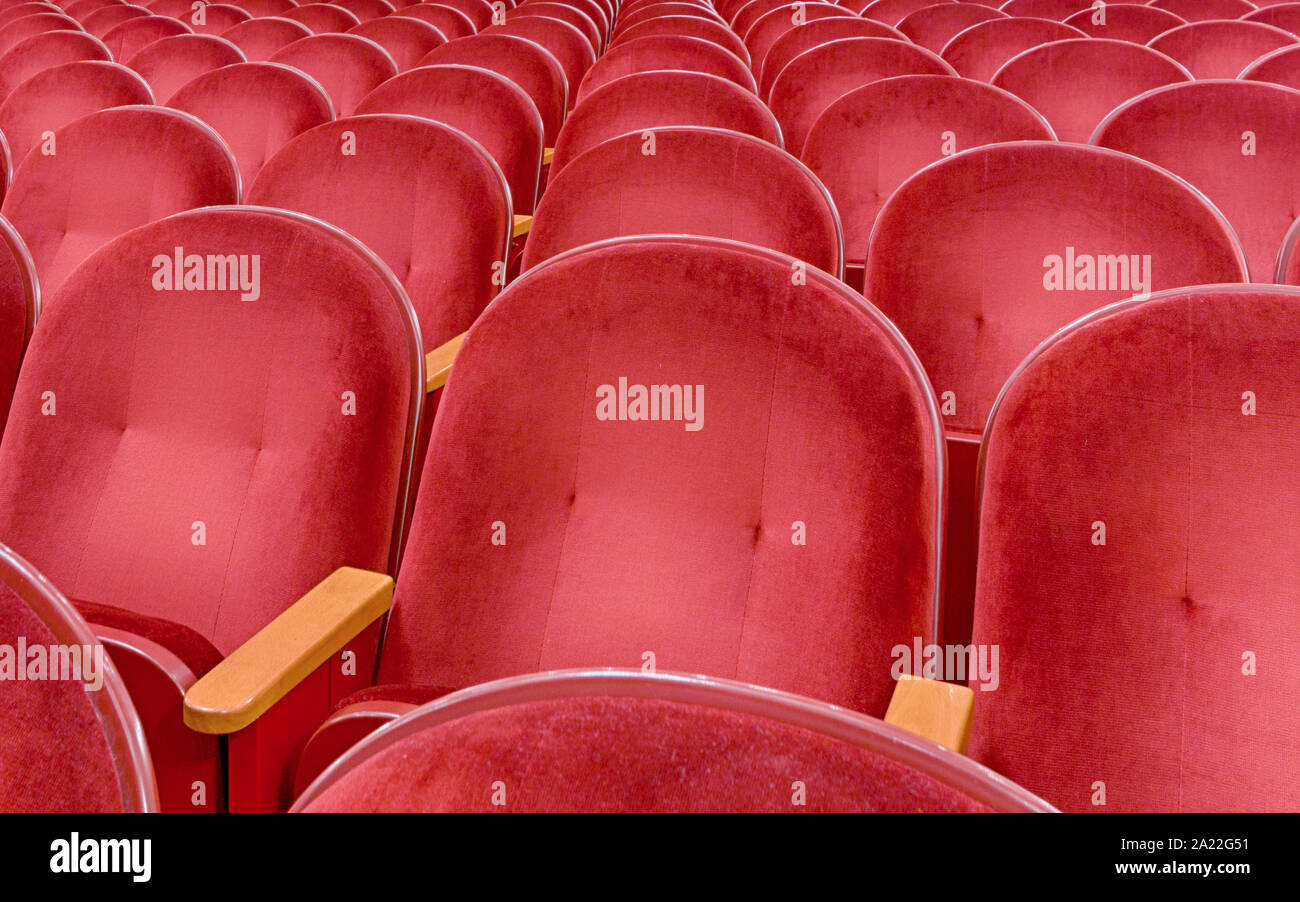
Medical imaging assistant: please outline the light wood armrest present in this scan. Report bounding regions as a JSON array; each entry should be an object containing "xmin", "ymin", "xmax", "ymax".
[
  {"xmin": 183, "ymin": 567, "xmax": 393, "ymax": 734},
  {"xmin": 542, "ymin": 147, "xmax": 554, "ymax": 166},
  {"xmin": 884, "ymin": 675, "xmax": 974, "ymax": 753},
  {"xmin": 512, "ymin": 214, "xmax": 532, "ymax": 238},
  {"xmin": 425, "ymin": 331, "xmax": 466, "ymax": 393}
]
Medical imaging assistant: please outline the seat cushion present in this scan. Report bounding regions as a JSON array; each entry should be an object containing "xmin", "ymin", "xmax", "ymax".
[{"xmin": 73, "ymin": 599, "xmax": 223, "ymax": 678}]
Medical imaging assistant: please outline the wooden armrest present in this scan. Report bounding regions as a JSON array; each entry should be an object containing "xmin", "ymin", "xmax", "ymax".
[
  {"xmin": 183, "ymin": 567, "xmax": 393, "ymax": 734},
  {"xmin": 884, "ymin": 675, "xmax": 974, "ymax": 753},
  {"xmin": 512, "ymin": 214, "xmax": 533, "ymax": 238},
  {"xmin": 425, "ymin": 331, "xmax": 467, "ymax": 394},
  {"xmin": 542, "ymin": 147, "xmax": 554, "ymax": 166}
]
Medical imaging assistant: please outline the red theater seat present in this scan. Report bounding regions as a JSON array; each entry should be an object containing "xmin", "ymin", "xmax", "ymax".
[
  {"xmin": 247, "ymin": 114, "xmax": 510, "ymax": 354},
  {"xmin": 282, "ymin": 2, "xmax": 361, "ymax": 32},
  {"xmin": 184, "ymin": 3, "xmax": 252, "ymax": 35},
  {"xmin": 575, "ymin": 35, "xmax": 755, "ymax": 105},
  {"xmin": 1148, "ymin": 0, "xmax": 1258, "ymax": 21},
  {"xmin": 615, "ymin": 3, "xmax": 725, "ymax": 39},
  {"xmin": 419, "ymin": 34, "xmax": 566, "ymax": 144},
  {"xmin": 355, "ymin": 64, "xmax": 544, "ymax": 213},
  {"xmin": 79, "ymin": 2, "xmax": 146, "ymax": 37},
  {"xmin": 0, "ymin": 29, "xmax": 110, "ymax": 101},
  {"xmin": 1092, "ymin": 79, "xmax": 1300, "ymax": 281},
  {"xmin": 0, "ymin": 214, "xmax": 35, "ymax": 431},
  {"xmin": 859, "ymin": 0, "xmax": 952, "ymax": 26},
  {"xmin": 219, "ymin": 15, "xmax": 312, "ymax": 60},
  {"xmin": 0, "ymin": 4, "xmax": 66, "ymax": 30},
  {"xmin": 268, "ymin": 33, "xmax": 397, "ymax": 116},
  {"xmin": 523, "ymin": 127, "xmax": 841, "ymax": 275},
  {"xmin": 743, "ymin": 4, "xmax": 851, "ymax": 73},
  {"xmin": 1147, "ymin": 19, "xmax": 1296, "ymax": 79},
  {"xmin": 510, "ymin": 4, "xmax": 601, "ymax": 55},
  {"xmin": 770, "ymin": 37, "xmax": 956, "ymax": 154},
  {"xmin": 64, "ymin": 0, "xmax": 125, "ymax": 20},
  {"xmin": 550, "ymin": 70, "xmax": 782, "ymax": 177},
  {"xmin": 611, "ymin": 15, "xmax": 750, "ymax": 66},
  {"xmin": 334, "ymin": 0, "xmax": 394, "ymax": 21},
  {"xmin": 483, "ymin": 16, "xmax": 593, "ymax": 108},
  {"xmin": 167, "ymin": 61, "xmax": 333, "ymax": 191},
  {"xmin": 144, "ymin": 0, "xmax": 202, "ymax": 15},
  {"xmin": 969, "ymin": 285, "xmax": 1300, "ymax": 812},
  {"xmin": 728, "ymin": 0, "xmax": 795, "ymax": 42},
  {"xmin": 392, "ymin": 3, "xmax": 475, "ymax": 39},
  {"xmin": 1, "ymin": 106, "xmax": 240, "ymax": 298},
  {"xmin": 1240, "ymin": 41, "xmax": 1300, "ymax": 86},
  {"xmin": 1243, "ymin": 2, "xmax": 1300, "ymax": 34},
  {"xmin": 125, "ymin": 33, "xmax": 245, "ymax": 103},
  {"xmin": 225, "ymin": 0, "xmax": 298, "ymax": 14},
  {"xmin": 996, "ymin": 0, "xmax": 1092, "ymax": 18},
  {"xmin": 0, "ymin": 205, "xmax": 423, "ymax": 812},
  {"xmin": 1062, "ymin": 3, "xmax": 1187, "ymax": 42},
  {"xmin": 989, "ymin": 38, "xmax": 1190, "ymax": 143},
  {"xmin": 759, "ymin": 16, "xmax": 907, "ymax": 99},
  {"xmin": 100, "ymin": 15, "xmax": 192, "ymax": 60},
  {"xmin": 940, "ymin": 16, "xmax": 1086, "ymax": 81},
  {"xmin": 0, "ymin": 59, "xmax": 152, "ymax": 168},
  {"xmin": 0, "ymin": 14, "xmax": 83, "ymax": 56},
  {"xmin": 0, "ymin": 541, "xmax": 157, "ymax": 812},
  {"xmin": 347, "ymin": 16, "xmax": 446, "ymax": 70},
  {"xmin": 896, "ymin": 3, "xmax": 1006, "ymax": 53},
  {"xmin": 425, "ymin": 0, "xmax": 493, "ymax": 30},
  {"xmin": 292, "ymin": 670, "xmax": 1051, "ymax": 813}
]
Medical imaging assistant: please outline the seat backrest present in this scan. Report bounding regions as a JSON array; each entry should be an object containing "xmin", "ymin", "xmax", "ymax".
[
  {"xmin": 1147, "ymin": 19, "xmax": 1296, "ymax": 79},
  {"xmin": 247, "ymin": 114, "xmax": 510, "ymax": 353},
  {"xmin": 218, "ymin": 15, "xmax": 313, "ymax": 61},
  {"xmin": 803, "ymin": 75, "xmax": 1054, "ymax": 271},
  {"xmin": 1062, "ymin": 3, "xmax": 1187, "ymax": 42},
  {"xmin": 346, "ymin": 15, "xmax": 446, "ymax": 71},
  {"xmin": 1, "ymin": 105, "xmax": 240, "ymax": 299},
  {"xmin": 392, "ymin": 3, "xmax": 475, "ymax": 39},
  {"xmin": 380, "ymin": 236, "xmax": 942, "ymax": 715},
  {"xmin": 1092, "ymin": 80, "xmax": 1300, "ymax": 282},
  {"xmin": 1243, "ymin": 2, "xmax": 1300, "ymax": 34},
  {"xmin": 524, "ymin": 126, "xmax": 841, "ymax": 275},
  {"xmin": 616, "ymin": 3, "xmax": 724, "ymax": 39},
  {"xmin": 224, "ymin": 0, "xmax": 298, "ymax": 14},
  {"xmin": 0, "ymin": 214, "xmax": 35, "ymax": 432},
  {"xmin": 0, "ymin": 206, "xmax": 423, "ymax": 654},
  {"xmin": 997, "ymin": 0, "xmax": 1092, "ymax": 18},
  {"xmin": 64, "ymin": 0, "xmax": 124, "ymax": 21},
  {"xmin": 1147, "ymin": 0, "xmax": 1257, "ymax": 22},
  {"xmin": 770, "ymin": 37, "xmax": 956, "ymax": 155},
  {"xmin": 759, "ymin": 16, "xmax": 906, "ymax": 99},
  {"xmin": 575, "ymin": 34, "xmax": 755, "ymax": 106},
  {"xmin": 0, "ymin": 540, "xmax": 156, "ymax": 812},
  {"xmin": 896, "ymin": 3, "xmax": 1006, "ymax": 53},
  {"xmin": 0, "ymin": 59, "xmax": 152, "ymax": 169},
  {"xmin": 970, "ymin": 285, "xmax": 1300, "ymax": 812},
  {"xmin": 551, "ymin": 70, "xmax": 782, "ymax": 177},
  {"xmin": 282, "ymin": 3, "xmax": 362, "ymax": 33},
  {"xmin": 745, "ymin": 4, "xmax": 852, "ymax": 70},
  {"xmin": 940, "ymin": 16, "xmax": 1085, "ymax": 81},
  {"xmin": 268, "ymin": 33, "xmax": 397, "ymax": 116},
  {"xmin": 860, "ymin": 0, "xmax": 952, "ymax": 27},
  {"xmin": 80, "ymin": 3, "xmax": 146, "ymax": 38},
  {"xmin": 509, "ymin": 4, "xmax": 600, "ymax": 55},
  {"xmin": 1240, "ymin": 42, "xmax": 1300, "ymax": 88},
  {"xmin": 482, "ymin": 16, "xmax": 593, "ymax": 107},
  {"xmin": 334, "ymin": 0, "xmax": 394, "ymax": 22},
  {"xmin": 422, "ymin": 0, "xmax": 493, "ymax": 30},
  {"xmin": 295, "ymin": 670, "xmax": 1052, "ymax": 812},
  {"xmin": 611, "ymin": 14, "xmax": 750, "ymax": 66},
  {"xmin": 990, "ymin": 38, "xmax": 1190, "ymax": 143},
  {"xmin": 0, "ymin": 5, "xmax": 69, "ymax": 31},
  {"xmin": 418, "ymin": 34, "xmax": 567, "ymax": 145},
  {"xmin": 124, "ymin": 32, "xmax": 246, "ymax": 103},
  {"xmin": 186, "ymin": 3, "xmax": 252, "ymax": 36},
  {"xmin": 0, "ymin": 13, "xmax": 83, "ymax": 56},
  {"xmin": 100, "ymin": 15, "xmax": 191, "ymax": 60},
  {"xmin": 0, "ymin": 28, "xmax": 110, "ymax": 101},
  {"xmin": 864, "ymin": 141, "xmax": 1248, "ymax": 438},
  {"xmin": 355, "ymin": 64, "xmax": 544, "ymax": 214},
  {"xmin": 168, "ymin": 61, "xmax": 334, "ymax": 192}
]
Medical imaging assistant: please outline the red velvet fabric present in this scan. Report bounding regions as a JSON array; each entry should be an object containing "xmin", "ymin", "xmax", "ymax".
[
  {"xmin": 551, "ymin": 70, "xmax": 782, "ymax": 178},
  {"xmin": 124, "ymin": 33, "xmax": 246, "ymax": 104},
  {"xmin": 524, "ymin": 128, "xmax": 841, "ymax": 274},
  {"xmin": 335, "ymin": 0, "xmax": 395, "ymax": 22},
  {"xmin": 334, "ymin": 682, "xmax": 453, "ymax": 710},
  {"xmin": 0, "ymin": 60, "xmax": 152, "ymax": 170},
  {"xmin": 0, "ymin": 583, "xmax": 124, "ymax": 812},
  {"xmin": 1242, "ymin": 41, "xmax": 1300, "ymax": 89},
  {"xmin": 729, "ymin": 0, "xmax": 794, "ymax": 41},
  {"xmin": 0, "ymin": 216, "xmax": 32, "ymax": 433},
  {"xmin": 997, "ymin": 0, "xmax": 1092, "ymax": 19},
  {"xmin": 745, "ymin": 4, "xmax": 850, "ymax": 72},
  {"xmin": 510, "ymin": 4, "xmax": 601, "ymax": 56},
  {"xmin": 971, "ymin": 287, "xmax": 1300, "ymax": 812},
  {"xmin": 0, "ymin": 29, "xmax": 110, "ymax": 101},
  {"xmin": 423, "ymin": 0, "xmax": 493, "ymax": 31},
  {"xmin": 990, "ymin": 38, "xmax": 1190, "ymax": 143},
  {"xmin": 0, "ymin": 6, "xmax": 68, "ymax": 32},
  {"xmin": 80, "ymin": 3, "xmax": 146, "ymax": 37},
  {"xmin": 268, "ymin": 34, "xmax": 397, "ymax": 117},
  {"xmin": 576, "ymin": 34, "xmax": 754, "ymax": 106},
  {"xmin": 0, "ymin": 207, "xmax": 417, "ymax": 654},
  {"xmin": 302, "ymin": 696, "xmax": 989, "ymax": 812},
  {"xmin": 248, "ymin": 114, "xmax": 509, "ymax": 353},
  {"xmin": 224, "ymin": 0, "xmax": 298, "ymax": 14},
  {"xmin": 218, "ymin": 16, "xmax": 313, "ymax": 61},
  {"xmin": 864, "ymin": 141, "xmax": 1248, "ymax": 438},
  {"xmin": 167, "ymin": 62, "xmax": 335, "ymax": 192},
  {"xmin": 896, "ymin": 3, "xmax": 1006, "ymax": 53},
  {"xmin": 1147, "ymin": 0, "xmax": 1257, "ymax": 21},
  {"xmin": 483, "ymin": 16, "xmax": 594, "ymax": 107},
  {"xmin": 860, "ymin": 0, "xmax": 952, "ymax": 27},
  {"xmin": 347, "ymin": 16, "xmax": 447, "ymax": 71},
  {"xmin": 1148, "ymin": 20, "xmax": 1296, "ymax": 79},
  {"xmin": 186, "ymin": 4, "xmax": 253, "ymax": 37},
  {"xmin": 419, "ymin": 35, "xmax": 567, "ymax": 145},
  {"xmin": 2, "ymin": 106, "xmax": 239, "ymax": 299},
  {"xmin": 355, "ymin": 64, "xmax": 544, "ymax": 214},
  {"xmin": 770, "ymin": 37, "xmax": 956, "ymax": 155},
  {"xmin": 802, "ymin": 75, "xmax": 1054, "ymax": 271},
  {"xmin": 939, "ymin": 16, "xmax": 1086, "ymax": 81},
  {"xmin": 380, "ymin": 237, "xmax": 940, "ymax": 716},
  {"xmin": 282, "ymin": 3, "xmax": 363, "ymax": 34},
  {"xmin": 1062, "ymin": 3, "xmax": 1188, "ymax": 42},
  {"xmin": 615, "ymin": 3, "xmax": 725, "ymax": 39},
  {"xmin": 611, "ymin": 14, "xmax": 750, "ymax": 66},
  {"xmin": 1244, "ymin": 3, "xmax": 1300, "ymax": 34},
  {"xmin": 1092, "ymin": 80, "xmax": 1300, "ymax": 283},
  {"xmin": 759, "ymin": 16, "xmax": 906, "ymax": 99},
  {"xmin": 0, "ymin": 14, "xmax": 82, "ymax": 56},
  {"xmin": 146, "ymin": 0, "xmax": 206, "ymax": 16},
  {"xmin": 392, "ymin": 4, "xmax": 475, "ymax": 40},
  {"xmin": 64, "ymin": 0, "xmax": 121, "ymax": 22},
  {"xmin": 100, "ymin": 16, "xmax": 192, "ymax": 61},
  {"xmin": 73, "ymin": 598, "xmax": 223, "ymax": 677}
]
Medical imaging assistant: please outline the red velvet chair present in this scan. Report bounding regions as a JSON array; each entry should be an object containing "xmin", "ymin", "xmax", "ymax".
[
  {"xmin": 523, "ymin": 127, "xmax": 841, "ymax": 275},
  {"xmin": 346, "ymin": 16, "xmax": 446, "ymax": 70},
  {"xmin": 770, "ymin": 37, "xmax": 957, "ymax": 155},
  {"xmin": 482, "ymin": 16, "xmax": 594, "ymax": 108},
  {"xmin": 1147, "ymin": 0, "xmax": 1257, "ymax": 21},
  {"xmin": 219, "ymin": 16, "xmax": 313, "ymax": 61},
  {"xmin": 0, "ymin": 4, "xmax": 67, "ymax": 30},
  {"xmin": 183, "ymin": 234, "xmax": 944, "ymax": 798},
  {"xmin": 0, "ymin": 205, "xmax": 424, "ymax": 812},
  {"xmin": 1240, "ymin": 41, "xmax": 1300, "ymax": 86},
  {"xmin": 1277, "ymin": 215, "xmax": 1300, "ymax": 280},
  {"xmin": 865, "ymin": 141, "xmax": 1248, "ymax": 654},
  {"xmin": 729, "ymin": 0, "xmax": 794, "ymax": 41},
  {"xmin": 1062, "ymin": 3, "xmax": 1187, "ymax": 42},
  {"xmin": 996, "ymin": 0, "xmax": 1091, "ymax": 18},
  {"xmin": 0, "ymin": 540, "xmax": 157, "ymax": 812},
  {"xmin": 0, "ymin": 28, "xmax": 109, "ymax": 101},
  {"xmin": 551, "ymin": 70, "xmax": 782, "ymax": 178},
  {"xmin": 528, "ymin": 0, "xmax": 607, "ymax": 39},
  {"xmin": 267, "ymin": 33, "xmax": 397, "ymax": 116},
  {"xmin": 0, "ymin": 13, "xmax": 83, "ymax": 55},
  {"xmin": 896, "ymin": 3, "xmax": 1006, "ymax": 53},
  {"xmin": 939, "ymin": 16, "xmax": 1085, "ymax": 81},
  {"xmin": 1, "ymin": 105, "xmax": 240, "ymax": 299},
  {"xmin": 224, "ymin": 0, "xmax": 298, "ymax": 14},
  {"xmin": 334, "ymin": 0, "xmax": 394, "ymax": 21},
  {"xmin": 100, "ymin": 15, "xmax": 192, "ymax": 60},
  {"xmin": 355, "ymin": 64, "xmax": 544, "ymax": 214},
  {"xmin": 422, "ymin": 0, "xmax": 492, "ymax": 30},
  {"xmin": 1093, "ymin": 80, "xmax": 1300, "ymax": 282},
  {"xmin": 0, "ymin": 214, "xmax": 35, "ymax": 433},
  {"xmin": 144, "ymin": 0, "xmax": 203, "ymax": 15},
  {"xmin": 124, "ymin": 33, "xmax": 246, "ymax": 104},
  {"xmin": 392, "ymin": 3, "xmax": 476, "ymax": 39},
  {"xmin": 614, "ymin": 3, "xmax": 725, "ymax": 39},
  {"xmin": 167, "ymin": 61, "xmax": 334, "ymax": 191},
  {"xmin": 989, "ymin": 38, "xmax": 1190, "ymax": 143},
  {"xmin": 79, "ymin": 2, "xmax": 146, "ymax": 36},
  {"xmin": 418, "ymin": 34, "xmax": 567, "ymax": 145},
  {"xmin": 292, "ymin": 670, "xmax": 1052, "ymax": 813},
  {"xmin": 0, "ymin": 59, "xmax": 152, "ymax": 169},
  {"xmin": 63, "ymin": 0, "xmax": 124, "ymax": 20},
  {"xmin": 246, "ymin": 114, "xmax": 510, "ymax": 357},
  {"xmin": 1243, "ymin": 2, "xmax": 1300, "ymax": 33},
  {"xmin": 575, "ymin": 34, "xmax": 756, "ymax": 106},
  {"xmin": 611, "ymin": 16, "xmax": 750, "ymax": 67},
  {"xmin": 860, "ymin": 0, "xmax": 951, "ymax": 26},
  {"xmin": 759, "ymin": 16, "xmax": 907, "ymax": 99},
  {"xmin": 969, "ymin": 285, "xmax": 1300, "ymax": 812},
  {"xmin": 282, "ymin": 2, "xmax": 361, "ymax": 32},
  {"xmin": 1147, "ymin": 19, "xmax": 1296, "ymax": 78},
  {"xmin": 743, "ymin": 4, "xmax": 851, "ymax": 73},
  {"xmin": 510, "ymin": 3, "xmax": 601, "ymax": 54},
  {"xmin": 185, "ymin": 3, "xmax": 253, "ymax": 36}
]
